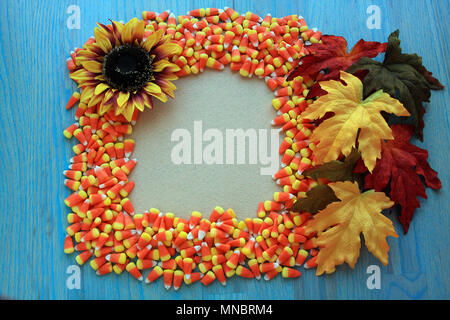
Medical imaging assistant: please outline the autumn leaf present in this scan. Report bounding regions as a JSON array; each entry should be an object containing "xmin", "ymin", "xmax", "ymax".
[
  {"xmin": 291, "ymin": 184, "xmax": 339, "ymax": 214},
  {"xmin": 305, "ymin": 181, "xmax": 398, "ymax": 275},
  {"xmin": 354, "ymin": 124, "xmax": 442, "ymax": 233},
  {"xmin": 301, "ymin": 71, "xmax": 410, "ymax": 172},
  {"xmin": 287, "ymin": 35, "xmax": 386, "ymax": 81},
  {"xmin": 306, "ymin": 69, "xmax": 371, "ymax": 100},
  {"xmin": 347, "ymin": 30, "xmax": 444, "ymax": 140},
  {"xmin": 303, "ymin": 148, "xmax": 361, "ymax": 183}
]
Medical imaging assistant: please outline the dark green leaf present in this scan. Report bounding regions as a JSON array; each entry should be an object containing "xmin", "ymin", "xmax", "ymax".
[
  {"xmin": 303, "ymin": 148, "xmax": 362, "ymax": 183},
  {"xmin": 347, "ymin": 30, "xmax": 444, "ymax": 140},
  {"xmin": 291, "ymin": 184, "xmax": 340, "ymax": 214}
]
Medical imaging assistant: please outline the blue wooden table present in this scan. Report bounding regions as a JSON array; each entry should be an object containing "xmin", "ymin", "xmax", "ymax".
[{"xmin": 0, "ymin": 0, "xmax": 448, "ymax": 300}]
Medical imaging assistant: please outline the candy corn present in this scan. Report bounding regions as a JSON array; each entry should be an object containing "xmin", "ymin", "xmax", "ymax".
[{"xmin": 63, "ymin": 8, "xmax": 322, "ymax": 290}]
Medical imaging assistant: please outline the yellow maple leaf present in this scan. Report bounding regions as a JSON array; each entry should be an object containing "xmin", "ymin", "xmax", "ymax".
[
  {"xmin": 305, "ymin": 181, "xmax": 398, "ymax": 275},
  {"xmin": 302, "ymin": 71, "xmax": 410, "ymax": 172}
]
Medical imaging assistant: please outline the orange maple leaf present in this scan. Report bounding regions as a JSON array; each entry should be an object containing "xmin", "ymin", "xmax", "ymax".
[{"xmin": 305, "ymin": 181, "xmax": 398, "ymax": 275}]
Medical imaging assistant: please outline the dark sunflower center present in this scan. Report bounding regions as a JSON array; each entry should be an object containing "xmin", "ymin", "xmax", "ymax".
[{"xmin": 103, "ymin": 44, "xmax": 153, "ymax": 92}]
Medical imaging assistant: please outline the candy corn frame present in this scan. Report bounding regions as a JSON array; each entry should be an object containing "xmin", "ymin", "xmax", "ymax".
[{"xmin": 63, "ymin": 8, "xmax": 336, "ymax": 289}]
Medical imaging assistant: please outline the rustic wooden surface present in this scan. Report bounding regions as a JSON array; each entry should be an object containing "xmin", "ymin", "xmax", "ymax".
[{"xmin": 0, "ymin": 0, "xmax": 448, "ymax": 300}]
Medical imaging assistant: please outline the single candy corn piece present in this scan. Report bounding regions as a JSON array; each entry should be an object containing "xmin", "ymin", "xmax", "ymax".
[
  {"xmin": 277, "ymin": 246, "xmax": 293, "ymax": 264},
  {"xmin": 198, "ymin": 261, "xmax": 213, "ymax": 274},
  {"xmin": 272, "ymin": 97, "xmax": 289, "ymax": 110},
  {"xmin": 173, "ymin": 270, "xmax": 184, "ymax": 291},
  {"xmin": 248, "ymin": 259, "xmax": 261, "ymax": 279},
  {"xmin": 264, "ymin": 267, "xmax": 280, "ymax": 281},
  {"xmin": 163, "ymin": 269, "xmax": 174, "ymax": 290},
  {"xmin": 64, "ymin": 190, "xmax": 87, "ymax": 207},
  {"xmin": 226, "ymin": 249, "xmax": 240, "ymax": 269},
  {"xmin": 143, "ymin": 11, "xmax": 157, "ymax": 20},
  {"xmin": 106, "ymin": 253, "xmax": 126, "ymax": 264},
  {"xmin": 96, "ymin": 262, "xmax": 113, "ymax": 276},
  {"xmin": 145, "ymin": 266, "xmax": 164, "ymax": 284},
  {"xmin": 264, "ymin": 200, "xmax": 283, "ymax": 211},
  {"xmin": 236, "ymin": 265, "xmax": 255, "ymax": 278},
  {"xmin": 121, "ymin": 158, "xmax": 137, "ymax": 175},
  {"xmin": 154, "ymin": 230, "xmax": 173, "ymax": 242},
  {"xmin": 63, "ymin": 123, "xmax": 79, "ymax": 139},
  {"xmin": 281, "ymin": 149, "xmax": 295, "ymax": 167},
  {"xmin": 159, "ymin": 259, "xmax": 177, "ymax": 270},
  {"xmin": 282, "ymin": 266, "xmax": 302, "ymax": 278},
  {"xmin": 64, "ymin": 235, "xmax": 74, "ymax": 254},
  {"xmin": 120, "ymin": 198, "xmax": 135, "ymax": 216},
  {"xmin": 289, "ymin": 233, "xmax": 307, "ymax": 244},
  {"xmin": 239, "ymin": 57, "xmax": 252, "ymax": 77},
  {"xmin": 184, "ymin": 272, "xmax": 203, "ymax": 285},
  {"xmin": 273, "ymin": 192, "xmax": 294, "ymax": 203},
  {"xmin": 66, "ymin": 92, "xmax": 80, "ymax": 110},
  {"xmin": 206, "ymin": 57, "xmax": 224, "ymax": 70},
  {"xmin": 209, "ymin": 206, "xmax": 224, "ymax": 222},
  {"xmin": 189, "ymin": 211, "xmax": 202, "ymax": 229},
  {"xmin": 119, "ymin": 181, "xmax": 135, "ymax": 198},
  {"xmin": 81, "ymin": 228, "xmax": 100, "ymax": 242},
  {"xmin": 212, "ymin": 265, "xmax": 227, "ymax": 286},
  {"xmin": 304, "ymin": 256, "xmax": 318, "ymax": 269},
  {"xmin": 260, "ymin": 261, "xmax": 279, "ymax": 273},
  {"xmin": 137, "ymin": 259, "xmax": 157, "ymax": 270},
  {"xmin": 182, "ymin": 257, "xmax": 194, "ymax": 276},
  {"xmin": 189, "ymin": 8, "xmax": 205, "ymax": 17},
  {"xmin": 126, "ymin": 262, "xmax": 143, "ymax": 281},
  {"xmin": 112, "ymin": 259, "xmax": 129, "ymax": 275},
  {"xmin": 75, "ymin": 250, "xmax": 93, "ymax": 265},
  {"xmin": 302, "ymin": 238, "xmax": 316, "ymax": 250},
  {"xmin": 201, "ymin": 271, "xmax": 216, "ymax": 286},
  {"xmin": 295, "ymin": 249, "xmax": 309, "ymax": 266},
  {"xmin": 158, "ymin": 242, "xmax": 172, "ymax": 261}
]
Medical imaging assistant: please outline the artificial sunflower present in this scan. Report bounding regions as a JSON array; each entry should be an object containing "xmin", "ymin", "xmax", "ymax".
[{"xmin": 70, "ymin": 18, "xmax": 181, "ymax": 121}]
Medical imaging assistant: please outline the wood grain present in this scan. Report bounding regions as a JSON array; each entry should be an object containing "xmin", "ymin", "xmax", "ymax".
[{"xmin": 0, "ymin": 0, "xmax": 448, "ymax": 299}]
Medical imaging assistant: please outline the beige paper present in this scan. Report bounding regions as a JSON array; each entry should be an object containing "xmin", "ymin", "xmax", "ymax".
[{"xmin": 130, "ymin": 68, "xmax": 283, "ymax": 220}]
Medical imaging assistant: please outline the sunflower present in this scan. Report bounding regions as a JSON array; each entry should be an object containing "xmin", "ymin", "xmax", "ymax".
[{"xmin": 70, "ymin": 18, "xmax": 181, "ymax": 121}]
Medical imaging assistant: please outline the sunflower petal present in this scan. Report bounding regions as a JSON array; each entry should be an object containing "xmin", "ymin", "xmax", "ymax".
[
  {"xmin": 152, "ymin": 43, "xmax": 182, "ymax": 60},
  {"xmin": 150, "ymin": 91, "xmax": 168, "ymax": 103},
  {"xmin": 141, "ymin": 91, "xmax": 154, "ymax": 109},
  {"xmin": 70, "ymin": 69, "xmax": 95, "ymax": 82},
  {"xmin": 156, "ymin": 78, "xmax": 177, "ymax": 98},
  {"xmin": 158, "ymin": 72, "xmax": 179, "ymax": 81},
  {"xmin": 101, "ymin": 89, "xmax": 116, "ymax": 107},
  {"xmin": 117, "ymin": 91, "xmax": 130, "ymax": 108},
  {"xmin": 143, "ymin": 82, "xmax": 162, "ymax": 94},
  {"xmin": 132, "ymin": 19, "xmax": 146, "ymax": 43},
  {"xmin": 122, "ymin": 102, "xmax": 135, "ymax": 121},
  {"xmin": 131, "ymin": 94, "xmax": 145, "ymax": 112},
  {"xmin": 158, "ymin": 62, "xmax": 181, "ymax": 73},
  {"xmin": 122, "ymin": 18, "xmax": 139, "ymax": 44},
  {"xmin": 153, "ymin": 60, "xmax": 174, "ymax": 72},
  {"xmin": 94, "ymin": 27, "xmax": 113, "ymax": 53},
  {"xmin": 88, "ymin": 91, "xmax": 104, "ymax": 107},
  {"xmin": 99, "ymin": 101, "xmax": 113, "ymax": 115},
  {"xmin": 94, "ymin": 83, "xmax": 110, "ymax": 95},
  {"xmin": 110, "ymin": 20, "xmax": 124, "ymax": 45},
  {"xmin": 79, "ymin": 86, "xmax": 95, "ymax": 105},
  {"xmin": 142, "ymin": 29, "xmax": 164, "ymax": 52},
  {"xmin": 81, "ymin": 60, "xmax": 103, "ymax": 73}
]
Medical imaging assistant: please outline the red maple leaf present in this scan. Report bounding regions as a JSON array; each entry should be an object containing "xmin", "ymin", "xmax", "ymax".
[
  {"xmin": 287, "ymin": 35, "xmax": 387, "ymax": 82},
  {"xmin": 354, "ymin": 124, "xmax": 441, "ymax": 233}
]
